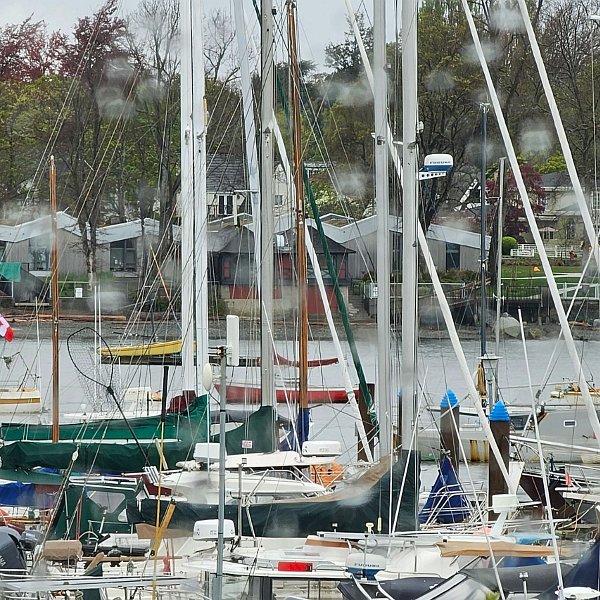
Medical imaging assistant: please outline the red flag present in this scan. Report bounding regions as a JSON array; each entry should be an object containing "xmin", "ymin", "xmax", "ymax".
[{"xmin": 0, "ymin": 314, "xmax": 14, "ymax": 342}]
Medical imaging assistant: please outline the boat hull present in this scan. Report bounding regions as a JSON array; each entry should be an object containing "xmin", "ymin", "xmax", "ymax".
[
  {"xmin": 218, "ymin": 383, "xmax": 352, "ymax": 404},
  {"xmin": 100, "ymin": 340, "xmax": 183, "ymax": 357},
  {"xmin": 0, "ymin": 388, "xmax": 42, "ymax": 414},
  {"xmin": 129, "ymin": 452, "xmax": 420, "ymax": 538}
]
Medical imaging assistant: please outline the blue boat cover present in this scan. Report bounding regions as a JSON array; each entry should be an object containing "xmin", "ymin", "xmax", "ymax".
[
  {"xmin": 418, "ymin": 456, "xmax": 470, "ymax": 524},
  {"xmin": 540, "ymin": 539, "xmax": 600, "ymax": 598},
  {"xmin": 295, "ymin": 407, "xmax": 310, "ymax": 450},
  {"xmin": 0, "ymin": 481, "xmax": 55, "ymax": 509}
]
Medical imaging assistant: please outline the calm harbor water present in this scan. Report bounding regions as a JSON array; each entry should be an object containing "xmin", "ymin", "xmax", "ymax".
[{"xmin": 3, "ymin": 323, "xmax": 600, "ymax": 461}]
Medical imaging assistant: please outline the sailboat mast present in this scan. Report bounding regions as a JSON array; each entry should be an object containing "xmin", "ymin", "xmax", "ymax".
[
  {"xmin": 495, "ymin": 157, "xmax": 506, "ymax": 356},
  {"xmin": 180, "ymin": 0, "xmax": 195, "ymax": 394},
  {"xmin": 50, "ymin": 155, "xmax": 60, "ymax": 443},
  {"xmin": 191, "ymin": 0, "xmax": 209, "ymax": 386},
  {"xmin": 287, "ymin": 2, "xmax": 308, "ymax": 409},
  {"xmin": 260, "ymin": 0, "xmax": 275, "ymax": 409},
  {"xmin": 400, "ymin": 0, "xmax": 419, "ymax": 448},
  {"xmin": 479, "ymin": 103, "xmax": 489, "ymax": 357},
  {"xmin": 233, "ymin": 0, "xmax": 261, "ymax": 267},
  {"xmin": 373, "ymin": 0, "xmax": 392, "ymax": 456}
]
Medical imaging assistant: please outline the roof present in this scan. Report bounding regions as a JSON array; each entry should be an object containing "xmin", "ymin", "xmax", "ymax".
[
  {"xmin": 428, "ymin": 223, "xmax": 491, "ymax": 251},
  {"xmin": 550, "ymin": 200, "xmax": 581, "ymax": 216},
  {"xmin": 0, "ymin": 212, "xmax": 79, "ymax": 243},
  {"xmin": 0, "ymin": 213, "xmax": 182, "ymax": 245},
  {"xmin": 96, "ymin": 219, "xmax": 181, "ymax": 244},
  {"xmin": 0, "ymin": 210, "xmax": 488, "ymax": 252},
  {"xmin": 320, "ymin": 213, "xmax": 356, "ymax": 227},
  {"xmin": 540, "ymin": 172, "xmax": 572, "ymax": 190},
  {"xmin": 206, "ymin": 154, "xmax": 247, "ymax": 193},
  {"xmin": 311, "ymin": 214, "xmax": 490, "ymax": 250},
  {"xmin": 216, "ymin": 227, "xmax": 254, "ymax": 254},
  {"xmin": 306, "ymin": 226, "xmax": 352, "ymax": 254},
  {"xmin": 217, "ymin": 224, "xmax": 352, "ymax": 255}
]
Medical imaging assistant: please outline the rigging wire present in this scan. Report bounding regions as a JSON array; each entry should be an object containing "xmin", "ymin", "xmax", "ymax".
[{"xmin": 66, "ymin": 326, "xmax": 149, "ymax": 461}]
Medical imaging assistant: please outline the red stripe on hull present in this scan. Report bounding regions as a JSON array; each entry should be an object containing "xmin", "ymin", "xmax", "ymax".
[{"xmin": 215, "ymin": 384, "xmax": 352, "ymax": 404}]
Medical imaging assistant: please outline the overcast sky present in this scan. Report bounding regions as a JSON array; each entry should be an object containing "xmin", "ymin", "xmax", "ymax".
[{"xmin": 0, "ymin": 0, "xmax": 362, "ymax": 68}]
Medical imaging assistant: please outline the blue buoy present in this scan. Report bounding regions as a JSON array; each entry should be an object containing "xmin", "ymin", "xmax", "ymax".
[
  {"xmin": 489, "ymin": 399, "xmax": 510, "ymax": 422},
  {"xmin": 440, "ymin": 389, "xmax": 458, "ymax": 409}
]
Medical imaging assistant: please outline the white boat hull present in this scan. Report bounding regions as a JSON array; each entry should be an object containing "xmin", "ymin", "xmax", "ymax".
[
  {"xmin": 419, "ymin": 403, "xmax": 600, "ymax": 463},
  {"xmin": 0, "ymin": 387, "xmax": 42, "ymax": 414}
]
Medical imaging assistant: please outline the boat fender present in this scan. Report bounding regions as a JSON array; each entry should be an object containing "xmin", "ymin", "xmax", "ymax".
[
  {"xmin": 175, "ymin": 460, "xmax": 197, "ymax": 471},
  {"xmin": 345, "ymin": 552, "xmax": 386, "ymax": 580}
]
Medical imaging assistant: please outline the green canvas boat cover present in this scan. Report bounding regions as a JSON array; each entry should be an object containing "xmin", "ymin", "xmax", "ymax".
[
  {"xmin": 0, "ymin": 440, "xmax": 197, "ymax": 473},
  {"xmin": 0, "ymin": 263, "xmax": 21, "ymax": 282},
  {"xmin": 0, "ymin": 402, "xmax": 277, "ymax": 473},
  {"xmin": 0, "ymin": 395, "xmax": 209, "ymax": 443},
  {"xmin": 213, "ymin": 405, "xmax": 276, "ymax": 454}
]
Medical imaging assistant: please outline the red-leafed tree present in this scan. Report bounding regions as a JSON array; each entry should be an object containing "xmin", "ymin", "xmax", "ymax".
[
  {"xmin": 489, "ymin": 162, "xmax": 546, "ymax": 239},
  {"xmin": 0, "ymin": 19, "xmax": 53, "ymax": 82},
  {"xmin": 487, "ymin": 161, "xmax": 546, "ymax": 286}
]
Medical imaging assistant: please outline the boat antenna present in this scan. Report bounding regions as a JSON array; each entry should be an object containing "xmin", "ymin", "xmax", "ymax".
[{"xmin": 66, "ymin": 326, "xmax": 149, "ymax": 462}]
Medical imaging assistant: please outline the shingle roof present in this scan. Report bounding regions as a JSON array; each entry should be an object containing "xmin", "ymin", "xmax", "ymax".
[
  {"xmin": 540, "ymin": 172, "xmax": 572, "ymax": 189},
  {"xmin": 206, "ymin": 154, "xmax": 247, "ymax": 193}
]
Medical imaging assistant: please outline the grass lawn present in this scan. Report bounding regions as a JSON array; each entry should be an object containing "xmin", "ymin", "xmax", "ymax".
[{"xmin": 501, "ymin": 263, "xmax": 590, "ymax": 287}]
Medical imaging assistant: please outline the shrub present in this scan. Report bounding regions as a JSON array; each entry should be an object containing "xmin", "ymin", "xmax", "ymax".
[{"xmin": 502, "ymin": 236, "xmax": 518, "ymax": 256}]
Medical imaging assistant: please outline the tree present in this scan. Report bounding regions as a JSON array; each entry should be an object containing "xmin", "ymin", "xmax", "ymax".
[
  {"xmin": 0, "ymin": 19, "xmax": 63, "ymax": 216},
  {"xmin": 52, "ymin": 0, "xmax": 130, "ymax": 286},
  {"xmin": 127, "ymin": 0, "xmax": 181, "ymax": 266},
  {"xmin": 414, "ymin": 1, "xmax": 486, "ymax": 229},
  {"xmin": 324, "ymin": 13, "xmax": 372, "ymax": 82},
  {"xmin": 0, "ymin": 18, "xmax": 53, "ymax": 82},
  {"xmin": 487, "ymin": 161, "xmax": 546, "ymax": 239},
  {"xmin": 203, "ymin": 9, "xmax": 239, "ymax": 85},
  {"xmin": 537, "ymin": 1, "xmax": 596, "ymax": 188}
]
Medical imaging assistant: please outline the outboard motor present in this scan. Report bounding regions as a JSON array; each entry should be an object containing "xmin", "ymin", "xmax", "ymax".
[
  {"xmin": 344, "ymin": 552, "xmax": 386, "ymax": 580},
  {"xmin": 0, "ymin": 527, "xmax": 27, "ymax": 574},
  {"xmin": 20, "ymin": 529, "xmax": 44, "ymax": 552}
]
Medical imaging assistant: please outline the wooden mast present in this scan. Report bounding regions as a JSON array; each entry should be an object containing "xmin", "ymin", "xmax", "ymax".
[
  {"xmin": 287, "ymin": 1, "xmax": 308, "ymax": 410},
  {"xmin": 50, "ymin": 156, "xmax": 60, "ymax": 443}
]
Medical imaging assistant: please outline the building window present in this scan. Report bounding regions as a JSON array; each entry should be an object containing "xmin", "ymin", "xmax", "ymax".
[
  {"xmin": 274, "ymin": 194, "xmax": 284, "ymax": 206},
  {"xmin": 218, "ymin": 195, "xmax": 234, "ymax": 216},
  {"xmin": 0, "ymin": 241, "xmax": 7, "ymax": 261},
  {"xmin": 446, "ymin": 243, "xmax": 460, "ymax": 271},
  {"xmin": 541, "ymin": 228, "xmax": 554, "ymax": 240},
  {"xmin": 565, "ymin": 219, "xmax": 576, "ymax": 240},
  {"xmin": 29, "ymin": 237, "xmax": 50, "ymax": 270},
  {"xmin": 110, "ymin": 239, "xmax": 137, "ymax": 272}
]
